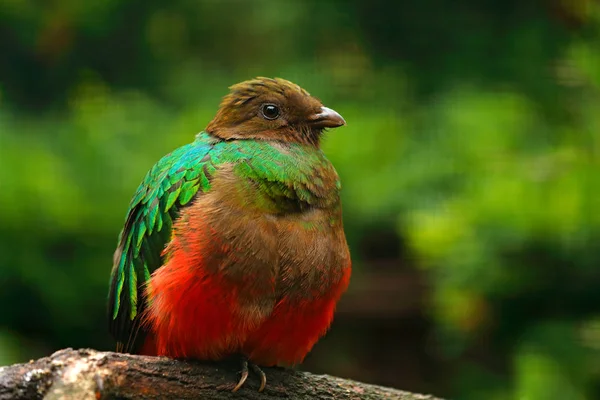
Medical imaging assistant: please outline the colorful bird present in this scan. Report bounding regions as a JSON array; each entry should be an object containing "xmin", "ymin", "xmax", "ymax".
[{"xmin": 107, "ymin": 77, "xmax": 351, "ymax": 392}]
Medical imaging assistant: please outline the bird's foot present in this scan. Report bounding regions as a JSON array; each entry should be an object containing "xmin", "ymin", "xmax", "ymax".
[
  {"xmin": 251, "ymin": 362, "xmax": 267, "ymax": 392},
  {"xmin": 232, "ymin": 356, "xmax": 267, "ymax": 393}
]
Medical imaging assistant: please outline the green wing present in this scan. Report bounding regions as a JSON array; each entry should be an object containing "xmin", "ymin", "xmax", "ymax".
[{"xmin": 107, "ymin": 133, "xmax": 217, "ymax": 352}]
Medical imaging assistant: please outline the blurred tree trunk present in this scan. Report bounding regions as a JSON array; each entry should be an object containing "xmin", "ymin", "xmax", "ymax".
[{"xmin": 0, "ymin": 348, "xmax": 442, "ymax": 400}]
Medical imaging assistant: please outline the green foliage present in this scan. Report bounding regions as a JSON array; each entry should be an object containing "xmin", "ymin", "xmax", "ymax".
[{"xmin": 1, "ymin": 1, "xmax": 599, "ymax": 399}]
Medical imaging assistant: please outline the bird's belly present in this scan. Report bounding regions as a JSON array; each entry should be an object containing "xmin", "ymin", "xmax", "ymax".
[
  {"xmin": 242, "ymin": 265, "xmax": 351, "ymax": 366},
  {"xmin": 241, "ymin": 207, "xmax": 352, "ymax": 366}
]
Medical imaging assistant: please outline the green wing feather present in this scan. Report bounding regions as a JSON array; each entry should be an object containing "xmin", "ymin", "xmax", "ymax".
[{"xmin": 107, "ymin": 133, "xmax": 217, "ymax": 352}]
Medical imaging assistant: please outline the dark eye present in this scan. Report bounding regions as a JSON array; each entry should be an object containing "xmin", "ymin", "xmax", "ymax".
[{"xmin": 261, "ymin": 104, "xmax": 280, "ymax": 120}]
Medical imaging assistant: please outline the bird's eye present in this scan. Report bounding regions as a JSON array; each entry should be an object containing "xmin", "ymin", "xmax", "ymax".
[{"xmin": 261, "ymin": 104, "xmax": 280, "ymax": 120}]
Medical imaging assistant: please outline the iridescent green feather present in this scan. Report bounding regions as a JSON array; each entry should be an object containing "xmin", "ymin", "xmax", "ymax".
[{"xmin": 108, "ymin": 136, "xmax": 217, "ymax": 348}]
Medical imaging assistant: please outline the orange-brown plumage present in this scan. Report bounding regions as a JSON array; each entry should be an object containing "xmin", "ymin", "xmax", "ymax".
[{"xmin": 108, "ymin": 77, "xmax": 350, "ymax": 391}]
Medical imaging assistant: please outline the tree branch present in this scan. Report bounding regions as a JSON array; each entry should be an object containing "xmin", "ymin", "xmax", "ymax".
[{"xmin": 0, "ymin": 348, "xmax": 442, "ymax": 400}]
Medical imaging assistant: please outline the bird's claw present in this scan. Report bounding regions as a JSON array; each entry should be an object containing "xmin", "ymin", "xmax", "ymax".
[
  {"xmin": 232, "ymin": 359, "xmax": 249, "ymax": 392},
  {"xmin": 251, "ymin": 363, "xmax": 267, "ymax": 392},
  {"xmin": 231, "ymin": 357, "xmax": 267, "ymax": 393}
]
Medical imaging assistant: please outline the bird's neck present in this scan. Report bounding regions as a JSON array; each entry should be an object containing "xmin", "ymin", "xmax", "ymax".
[{"xmin": 205, "ymin": 125, "xmax": 323, "ymax": 147}]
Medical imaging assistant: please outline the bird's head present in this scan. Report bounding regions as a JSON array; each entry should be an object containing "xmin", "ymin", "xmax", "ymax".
[{"xmin": 206, "ymin": 77, "xmax": 345, "ymax": 146}]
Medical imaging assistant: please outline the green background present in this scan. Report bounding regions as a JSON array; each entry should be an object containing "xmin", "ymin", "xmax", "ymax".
[{"xmin": 1, "ymin": 1, "xmax": 599, "ymax": 399}]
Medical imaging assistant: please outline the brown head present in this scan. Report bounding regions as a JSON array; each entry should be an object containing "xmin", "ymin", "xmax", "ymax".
[{"xmin": 206, "ymin": 77, "xmax": 345, "ymax": 146}]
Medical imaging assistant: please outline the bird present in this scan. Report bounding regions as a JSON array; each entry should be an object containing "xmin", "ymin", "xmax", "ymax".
[{"xmin": 107, "ymin": 77, "xmax": 351, "ymax": 392}]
